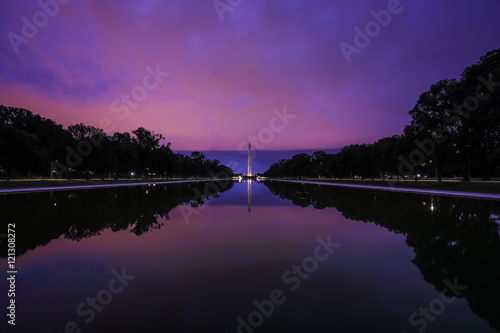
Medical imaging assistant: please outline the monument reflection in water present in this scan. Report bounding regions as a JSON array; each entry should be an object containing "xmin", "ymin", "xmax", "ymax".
[
  {"xmin": 0, "ymin": 180, "xmax": 498, "ymax": 332},
  {"xmin": 248, "ymin": 179, "xmax": 251, "ymax": 214}
]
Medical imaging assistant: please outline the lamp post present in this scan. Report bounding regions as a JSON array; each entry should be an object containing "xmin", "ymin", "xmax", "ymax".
[{"xmin": 50, "ymin": 160, "xmax": 58, "ymax": 180}]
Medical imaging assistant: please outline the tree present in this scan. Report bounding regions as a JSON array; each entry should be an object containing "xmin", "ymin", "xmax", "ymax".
[
  {"xmin": 310, "ymin": 151, "xmax": 328, "ymax": 177},
  {"xmin": 406, "ymin": 79, "xmax": 471, "ymax": 180},
  {"xmin": 289, "ymin": 153, "xmax": 310, "ymax": 178},
  {"xmin": 110, "ymin": 132, "xmax": 135, "ymax": 178},
  {"xmin": 66, "ymin": 123, "xmax": 107, "ymax": 179},
  {"xmin": 371, "ymin": 135, "xmax": 404, "ymax": 179},
  {"xmin": 459, "ymin": 49, "xmax": 500, "ymax": 180},
  {"xmin": 0, "ymin": 126, "xmax": 43, "ymax": 180},
  {"xmin": 190, "ymin": 152, "xmax": 207, "ymax": 177},
  {"xmin": 0, "ymin": 105, "xmax": 54, "ymax": 134},
  {"xmin": 67, "ymin": 123, "xmax": 105, "ymax": 141},
  {"xmin": 151, "ymin": 144, "xmax": 174, "ymax": 178},
  {"xmin": 132, "ymin": 127, "xmax": 165, "ymax": 179}
]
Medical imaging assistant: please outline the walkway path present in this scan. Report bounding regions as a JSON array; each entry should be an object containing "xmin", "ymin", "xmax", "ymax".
[
  {"xmin": 0, "ymin": 179, "xmax": 215, "ymax": 194},
  {"xmin": 274, "ymin": 179, "xmax": 500, "ymax": 200}
]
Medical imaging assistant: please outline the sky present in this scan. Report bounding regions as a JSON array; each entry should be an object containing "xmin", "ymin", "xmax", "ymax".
[{"xmin": 0, "ymin": 0, "xmax": 499, "ymax": 153}]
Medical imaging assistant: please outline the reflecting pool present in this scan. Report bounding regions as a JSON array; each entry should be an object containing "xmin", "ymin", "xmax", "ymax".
[{"xmin": 0, "ymin": 180, "xmax": 499, "ymax": 332}]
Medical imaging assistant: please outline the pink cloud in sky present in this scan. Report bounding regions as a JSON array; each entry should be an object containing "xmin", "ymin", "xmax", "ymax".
[{"xmin": 0, "ymin": 0, "xmax": 499, "ymax": 150}]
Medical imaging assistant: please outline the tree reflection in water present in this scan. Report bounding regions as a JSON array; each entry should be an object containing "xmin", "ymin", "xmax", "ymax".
[
  {"xmin": 264, "ymin": 181, "xmax": 500, "ymax": 332},
  {"xmin": 0, "ymin": 181, "xmax": 233, "ymax": 257}
]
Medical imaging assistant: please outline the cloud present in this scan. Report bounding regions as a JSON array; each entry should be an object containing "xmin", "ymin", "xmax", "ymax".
[{"xmin": 0, "ymin": 0, "xmax": 499, "ymax": 150}]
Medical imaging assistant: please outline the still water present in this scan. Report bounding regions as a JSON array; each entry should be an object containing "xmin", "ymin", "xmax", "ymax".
[{"xmin": 1, "ymin": 180, "xmax": 499, "ymax": 332}]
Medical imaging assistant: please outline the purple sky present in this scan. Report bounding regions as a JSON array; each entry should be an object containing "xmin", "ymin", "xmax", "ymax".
[{"xmin": 0, "ymin": 0, "xmax": 499, "ymax": 151}]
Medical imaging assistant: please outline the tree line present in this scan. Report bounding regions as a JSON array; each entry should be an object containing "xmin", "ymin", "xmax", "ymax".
[
  {"xmin": 265, "ymin": 49, "xmax": 500, "ymax": 181},
  {"xmin": 0, "ymin": 106, "xmax": 233, "ymax": 180}
]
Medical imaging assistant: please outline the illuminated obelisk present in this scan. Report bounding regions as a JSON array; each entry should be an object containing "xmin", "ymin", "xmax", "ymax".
[
  {"xmin": 247, "ymin": 143, "xmax": 252, "ymax": 176},
  {"xmin": 247, "ymin": 143, "xmax": 252, "ymax": 214}
]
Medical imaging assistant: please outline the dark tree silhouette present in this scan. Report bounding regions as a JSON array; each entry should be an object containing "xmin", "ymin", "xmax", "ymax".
[
  {"xmin": 264, "ymin": 49, "xmax": 500, "ymax": 181},
  {"xmin": 0, "ymin": 106, "xmax": 234, "ymax": 180}
]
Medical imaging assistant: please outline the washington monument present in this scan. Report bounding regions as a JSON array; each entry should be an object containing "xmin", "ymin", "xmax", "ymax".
[{"xmin": 248, "ymin": 143, "xmax": 252, "ymax": 176}]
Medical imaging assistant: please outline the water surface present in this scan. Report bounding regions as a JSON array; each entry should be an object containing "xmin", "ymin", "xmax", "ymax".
[{"xmin": 1, "ymin": 180, "xmax": 499, "ymax": 332}]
